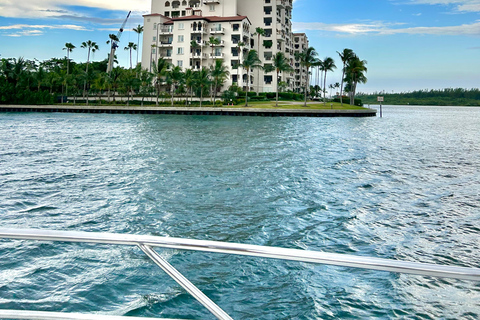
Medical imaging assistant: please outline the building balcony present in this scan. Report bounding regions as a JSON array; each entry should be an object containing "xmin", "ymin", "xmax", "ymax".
[
  {"xmin": 159, "ymin": 41, "xmax": 173, "ymax": 47},
  {"xmin": 210, "ymin": 27, "xmax": 225, "ymax": 34},
  {"xmin": 209, "ymin": 53, "xmax": 224, "ymax": 58},
  {"xmin": 192, "ymin": 52, "xmax": 208, "ymax": 59},
  {"xmin": 209, "ymin": 40, "xmax": 225, "ymax": 46},
  {"xmin": 159, "ymin": 27, "xmax": 173, "ymax": 34}
]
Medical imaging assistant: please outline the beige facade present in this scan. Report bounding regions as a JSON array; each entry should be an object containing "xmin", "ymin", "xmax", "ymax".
[{"xmin": 142, "ymin": 0, "xmax": 308, "ymax": 93}]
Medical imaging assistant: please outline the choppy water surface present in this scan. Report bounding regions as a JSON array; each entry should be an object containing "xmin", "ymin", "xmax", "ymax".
[{"xmin": 0, "ymin": 106, "xmax": 479, "ymax": 319}]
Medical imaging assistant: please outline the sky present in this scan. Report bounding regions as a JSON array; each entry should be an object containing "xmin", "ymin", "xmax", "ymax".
[{"xmin": 0, "ymin": 0, "xmax": 479, "ymax": 93}]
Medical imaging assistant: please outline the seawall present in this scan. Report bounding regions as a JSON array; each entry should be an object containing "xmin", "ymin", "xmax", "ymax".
[{"xmin": 0, "ymin": 105, "xmax": 377, "ymax": 117}]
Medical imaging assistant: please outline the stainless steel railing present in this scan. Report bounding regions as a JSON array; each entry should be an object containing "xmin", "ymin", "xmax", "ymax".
[{"xmin": 1, "ymin": 228, "xmax": 479, "ymax": 320}]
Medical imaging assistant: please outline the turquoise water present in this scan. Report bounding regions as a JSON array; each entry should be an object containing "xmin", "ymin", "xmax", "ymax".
[{"xmin": 0, "ymin": 106, "xmax": 479, "ymax": 319}]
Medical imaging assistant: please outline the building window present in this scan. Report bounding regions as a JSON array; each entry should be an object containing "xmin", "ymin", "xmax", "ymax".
[
  {"xmin": 165, "ymin": 11, "xmax": 170, "ymax": 16},
  {"xmin": 178, "ymin": 35, "xmax": 184, "ymax": 42},
  {"xmin": 209, "ymin": 4, "xmax": 215, "ymax": 11},
  {"xmin": 152, "ymin": 48, "xmax": 156, "ymax": 54},
  {"xmin": 153, "ymin": 36, "xmax": 157, "ymax": 42},
  {"xmin": 153, "ymin": 23, "xmax": 157, "ymax": 30},
  {"xmin": 178, "ymin": 23, "xmax": 184, "ymax": 30},
  {"xmin": 177, "ymin": 60, "xmax": 183, "ymax": 67},
  {"xmin": 177, "ymin": 47, "xmax": 184, "ymax": 54}
]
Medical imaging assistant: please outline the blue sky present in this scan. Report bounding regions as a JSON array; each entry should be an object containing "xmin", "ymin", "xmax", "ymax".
[{"xmin": 0, "ymin": 0, "xmax": 479, "ymax": 93}]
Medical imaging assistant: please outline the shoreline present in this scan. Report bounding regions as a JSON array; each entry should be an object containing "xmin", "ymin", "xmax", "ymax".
[{"xmin": 0, "ymin": 105, "xmax": 377, "ymax": 118}]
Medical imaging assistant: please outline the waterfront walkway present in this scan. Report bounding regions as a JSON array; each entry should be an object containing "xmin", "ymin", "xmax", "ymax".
[{"xmin": 0, "ymin": 105, "xmax": 377, "ymax": 117}]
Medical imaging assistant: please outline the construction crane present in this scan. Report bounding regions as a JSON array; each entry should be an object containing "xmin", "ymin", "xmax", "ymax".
[{"xmin": 107, "ymin": 11, "xmax": 131, "ymax": 73}]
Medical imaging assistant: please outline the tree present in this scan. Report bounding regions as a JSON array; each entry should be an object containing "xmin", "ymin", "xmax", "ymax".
[
  {"xmin": 133, "ymin": 25, "xmax": 144, "ymax": 67},
  {"xmin": 337, "ymin": 48, "xmax": 355, "ymax": 105},
  {"xmin": 254, "ymin": 27, "xmax": 265, "ymax": 95},
  {"xmin": 346, "ymin": 56, "xmax": 367, "ymax": 105},
  {"xmin": 63, "ymin": 43, "xmax": 76, "ymax": 103},
  {"xmin": 167, "ymin": 65, "xmax": 184, "ymax": 106},
  {"xmin": 320, "ymin": 57, "xmax": 336, "ymax": 105},
  {"xmin": 63, "ymin": 43, "xmax": 75, "ymax": 75},
  {"xmin": 190, "ymin": 40, "xmax": 200, "ymax": 68},
  {"xmin": 236, "ymin": 41, "xmax": 245, "ymax": 86},
  {"xmin": 208, "ymin": 36, "xmax": 220, "ymax": 62},
  {"xmin": 241, "ymin": 50, "xmax": 262, "ymax": 107},
  {"xmin": 152, "ymin": 57, "xmax": 169, "ymax": 106},
  {"xmin": 184, "ymin": 68, "xmax": 195, "ymax": 105},
  {"xmin": 272, "ymin": 52, "xmax": 293, "ymax": 107},
  {"xmin": 298, "ymin": 47, "xmax": 318, "ymax": 106},
  {"xmin": 210, "ymin": 59, "xmax": 230, "ymax": 105},
  {"xmin": 124, "ymin": 42, "xmax": 137, "ymax": 69},
  {"xmin": 80, "ymin": 40, "xmax": 99, "ymax": 99},
  {"xmin": 196, "ymin": 67, "xmax": 210, "ymax": 107}
]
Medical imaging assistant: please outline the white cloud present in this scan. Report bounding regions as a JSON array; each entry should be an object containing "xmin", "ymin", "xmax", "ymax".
[
  {"xmin": 401, "ymin": 0, "xmax": 480, "ymax": 12},
  {"xmin": 0, "ymin": 24, "xmax": 88, "ymax": 37},
  {"xmin": 0, "ymin": 0, "xmax": 150, "ymax": 18},
  {"xmin": 293, "ymin": 20, "xmax": 480, "ymax": 36}
]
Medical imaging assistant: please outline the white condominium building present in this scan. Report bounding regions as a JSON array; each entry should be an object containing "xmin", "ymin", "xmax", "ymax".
[{"xmin": 142, "ymin": 0, "xmax": 309, "ymax": 93}]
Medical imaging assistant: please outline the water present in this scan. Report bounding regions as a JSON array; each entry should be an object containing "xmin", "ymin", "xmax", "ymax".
[{"xmin": 0, "ymin": 106, "xmax": 479, "ymax": 319}]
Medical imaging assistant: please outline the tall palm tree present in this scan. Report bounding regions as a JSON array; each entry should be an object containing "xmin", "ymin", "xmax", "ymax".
[
  {"xmin": 167, "ymin": 65, "xmax": 184, "ymax": 106},
  {"xmin": 190, "ymin": 40, "xmax": 200, "ymax": 70},
  {"xmin": 152, "ymin": 57, "xmax": 169, "ymax": 106},
  {"xmin": 184, "ymin": 68, "xmax": 195, "ymax": 105},
  {"xmin": 63, "ymin": 42, "xmax": 75, "ymax": 102},
  {"xmin": 80, "ymin": 40, "xmax": 99, "ymax": 98},
  {"xmin": 208, "ymin": 36, "xmax": 220, "ymax": 62},
  {"xmin": 241, "ymin": 50, "xmax": 262, "ymax": 107},
  {"xmin": 346, "ymin": 56, "xmax": 367, "ymax": 105},
  {"xmin": 210, "ymin": 59, "xmax": 230, "ymax": 105},
  {"xmin": 272, "ymin": 52, "xmax": 293, "ymax": 107},
  {"xmin": 313, "ymin": 59, "xmax": 323, "ymax": 98},
  {"xmin": 133, "ymin": 25, "xmax": 144, "ymax": 67},
  {"xmin": 337, "ymin": 48, "xmax": 355, "ymax": 105},
  {"xmin": 320, "ymin": 57, "xmax": 336, "ymax": 105},
  {"xmin": 63, "ymin": 43, "xmax": 75, "ymax": 75},
  {"xmin": 196, "ymin": 67, "xmax": 210, "ymax": 107},
  {"xmin": 236, "ymin": 41, "xmax": 245, "ymax": 86},
  {"xmin": 124, "ymin": 42, "xmax": 137, "ymax": 69},
  {"xmin": 254, "ymin": 27, "xmax": 265, "ymax": 95},
  {"xmin": 298, "ymin": 47, "xmax": 318, "ymax": 106}
]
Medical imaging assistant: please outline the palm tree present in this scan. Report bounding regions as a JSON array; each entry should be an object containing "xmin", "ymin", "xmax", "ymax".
[
  {"xmin": 236, "ymin": 41, "xmax": 245, "ymax": 86},
  {"xmin": 320, "ymin": 57, "xmax": 336, "ymax": 105},
  {"xmin": 337, "ymin": 48, "xmax": 355, "ymax": 105},
  {"xmin": 63, "ymin": 42, "xmax": 75, "ymax": 102},
  {"xmin": 254, "ymin": 27, "xmax": 265, "ymax": 95},
  {"xmin": 106, "ymin": 34, "xmax": 120, "ymax": 72},
  {"xmin": 80, "ymin": 40, "xmax": 99, "ymax": 98},
  {"xmin": 208, "ymin": 36, "xmax": 220, "ymax": 62},
  {"xmin": 241, "ymin": 50, "xmax": 262, "ymax": 107},
  {"xmin": 210, "ymin": 59, "xmax": 230, "ymax": 105},
  {"xmin": 272, "ymin": 52, "xmax": 293, "ymax": 107},
  {"xmin": 167, "ymin": 65, "xmax": 184, "ymax": 106},
  {"xmin": 63, "ymin": 43, "xmax": 75, "ymax": 75},
  {"xmin": 298, "ymin": 47, "xmax": 318, "ymax": 106},
  {"xmin": 184, "ymin": 68, "xmax": 195, "ymax": 105},
  {"xmin": 196, "ymin": 67, "xmax": 210, "ymax": 107},
  {"xmin": 133, "ymin": 25, "xmax": 144, "ymax": 67},
  {"xmin": 346, "ymin": 56, "xmax": 367, "ymax": 105},
  {"xmin": 124, "ymin": 42, "xmax": 137, "ymax": 69},
  {"xmin": 191, "ymin": 39, "xmax": 200, "ymax": 68},
  {"xmin": 313, "ymin": 59, "xmax": 323, "ymax": 98},
  {"xmin": 152, "ymin": 57, "xmax": 169, "ymax": 106}
]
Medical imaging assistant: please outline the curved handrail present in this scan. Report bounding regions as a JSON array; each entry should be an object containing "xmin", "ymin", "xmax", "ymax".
[{"xmin": 1, "ymin": 228, "xmax": 479, "ymax": 281}]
